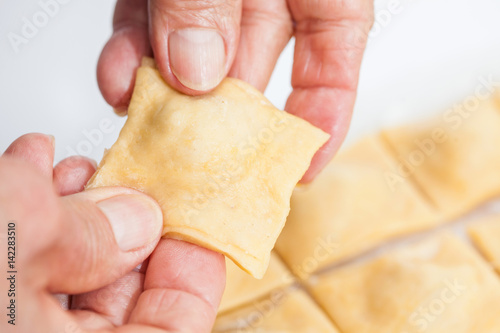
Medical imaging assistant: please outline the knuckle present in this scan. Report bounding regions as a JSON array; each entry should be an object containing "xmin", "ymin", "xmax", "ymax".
[
  {"xmin": 154, "ymin": 0, "xmax": 240, "ymax": 21},
  {"xmin": 242, "ymin": 0, "xmax": 292, "ymax": 34},
  {"xmin": 291, "ymin": 0, "xmax": 374, "ymax": 24}
]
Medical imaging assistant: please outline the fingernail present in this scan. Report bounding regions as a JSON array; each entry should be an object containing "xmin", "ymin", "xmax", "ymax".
[
  {"xmin": 169, "ymin": 28, "xmax": 226, "ymax": 91},
  {"xmin": 47, "ymin": 134, "xmax": 55, "ymax": 149},
  {"xmin": 113, "ymin": 106, "xmax": 128, "ymax": 117},
  {"xmin": 97, "ymin": 194, "xmax": 163, "ymax": 251}
]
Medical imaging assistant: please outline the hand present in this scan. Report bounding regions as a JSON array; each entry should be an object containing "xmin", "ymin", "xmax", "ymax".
[
  {"xmin": 0, "ymin": 133, "xmax": 226, "ymax": 333},
  {"xmin": 97, "ymin": 0, "xmax": 374, "ymax": 182}
]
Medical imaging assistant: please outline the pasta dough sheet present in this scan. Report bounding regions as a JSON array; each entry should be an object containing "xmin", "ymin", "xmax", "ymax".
[
  {"xmin": 214, "ymin": 288, "xmax": 339, "ymax": 332},
  {"xmin": 468, "ymin": 214, "xmax": 500, "ymax": 273},
  {"xmin": 275, "ymin": 136, "xmax": 438, "ymax": 279},
  {"xmin": 87, "ymin": 58, "xmax": 329, "ymax": 278},
  {"xmin": 382, "ymin": 94, "xmax": 500, "ymax": 220},
  {"xmin": 309, "ymin": 234, "xmax": 500, "ymax": 333},
  {"xmin": 219, "ymin": 252, "xmax": 293, "ymax": 314}
]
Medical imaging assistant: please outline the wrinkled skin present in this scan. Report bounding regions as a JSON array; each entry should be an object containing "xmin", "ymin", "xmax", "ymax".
[
  {"xmin": 97, "ymin": 0, "xmax": 374, "ymax": 183},
  {"xmin": 0, "ymin": 133, "xmax": 226, "ymax": 333},
  {"xmin": 1, "ymin": 1, "xmax": 374, "ymax": 331}
]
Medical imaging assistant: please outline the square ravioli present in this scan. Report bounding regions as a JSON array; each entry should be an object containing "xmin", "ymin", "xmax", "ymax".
[
  {"xmin": 382, "ymin": 95, "xmax": 500, "ymax": 219},
  {"xmin": 87, "ymin": 58, "xmax": 328, "ymax": 278},
  {"xmin": 214, "ymin": 288, "xmax": 339, "ymax": 333},
  {"xmin": 468, "ymin": 214, "xmax": 500, "ymax": 272},
  {"xmin": 220, "ymin": 252, "xmax": 293, "ymax": 314},
  {"xmin": 309, "ymin": 234, "xmax": 500, "ymax": 333},
  {"xmin": 274, "ymin": 136, "xmax": 438, "ymax": 279}
]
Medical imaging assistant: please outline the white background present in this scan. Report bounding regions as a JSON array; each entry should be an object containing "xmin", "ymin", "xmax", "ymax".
[{"xmin": 1, "ymin": 0, "xmax": 500, "ymax": 164}]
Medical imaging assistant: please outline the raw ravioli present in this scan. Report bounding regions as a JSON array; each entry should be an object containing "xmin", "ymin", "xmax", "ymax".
[
  {"xmin": 214, "ymin": 288, "xmax": 339, "ymax": 332},
  {"xmin": 87, "ymin": 58, "xmax": 329, "ymax": 278},
  {"xmin": 275, "ymin": 136, "xmax": 437, "ymax": 278},
  {"xmin": 309, "ymin": 234, "xmax": 500, "ymax": 333}
]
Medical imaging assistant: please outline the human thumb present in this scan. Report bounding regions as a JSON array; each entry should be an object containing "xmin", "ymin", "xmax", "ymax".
[
  {"xmin": 149, "ymin": 0, "xmax": 242, "ymax": 94},
  {"xmin": 16, "ymin": 181, "xmax": 164, "ymax": 294},
  {"xmin": 42, "ymin": 186, "xmax": 163, "ymax": 294}
]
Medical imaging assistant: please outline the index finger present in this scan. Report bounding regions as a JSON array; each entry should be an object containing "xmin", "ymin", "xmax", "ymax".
[
  {"xmin": 286, "ymin": 0, "xmax": 374, "ymax": 183},
  {"xmin": 128, "ymin": 239, "xmax": 226, "ymax": 332}
]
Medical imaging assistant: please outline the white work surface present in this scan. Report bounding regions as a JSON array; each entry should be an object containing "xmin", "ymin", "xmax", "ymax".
[{"xmin": 1, "ymin": 0, "xmax": 500, "ymax": 162}]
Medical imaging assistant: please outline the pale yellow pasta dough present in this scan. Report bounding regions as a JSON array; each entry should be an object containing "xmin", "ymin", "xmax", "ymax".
[
  {"xmin": 219, "ymin": 253, "xmax": 293, "ymax": 314},
  {"xmin": 274, "ymin": 136, "xmax": 438, "ymax": 279},
  {"xmin": 382, "ymin": 95, "xmax": 500, "ymax": 219},
  {"xmin": 213, "ymin": 288, "xmax": 339, "ymax": 332},
  {"xmin": 309, "ymin": 234, "xmax": 500, "ymax": 333},
  {"xmin": 468, "ymin": 215, "xmax": 500, "ymax": 272},
  {"xmin": 86, "ymin": 58, "xmax": 328, "ymax": 278}
]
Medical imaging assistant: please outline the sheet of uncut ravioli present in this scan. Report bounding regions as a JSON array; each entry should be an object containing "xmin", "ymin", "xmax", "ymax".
[
  {"xmin": 382, "ymin": 95, "xmax": 500, "ymax": 219},
  {"xmin": 309, "ymin": 234, "xmax": 500, "ymax": 333},
  {"xmin": 468, "ymin": 215, "xmax": 500, "ymax": 272},
  {"xmin": 213, "ymin": 288, "xmax": 339, "ymax": 332},
  {"xmin": 219, "ymin": 253, "xmax": 293, "ymax": 314},
  {"xmin": 87, "ymin": 58, "xmax": 328, "ymax": 278},
  {"xmin": 275, "ymin": 136, "xmax": 438, "ymax": 278}
]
